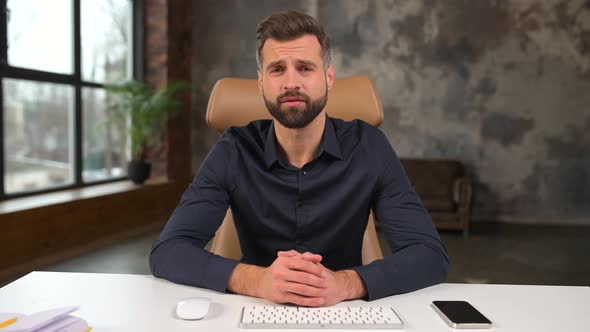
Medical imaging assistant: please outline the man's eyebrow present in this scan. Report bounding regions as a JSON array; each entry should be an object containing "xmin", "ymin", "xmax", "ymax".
[
  {"xmin": 265, "ymin": 59, "xmax": 319, "ymax": 71},
  {"xmin": 297, "ymin": 59, "xmax": 318, "ymax": 68},
  {"xmin": 265, "ymin": 60, "xmax": 285, "ymax": 71}
]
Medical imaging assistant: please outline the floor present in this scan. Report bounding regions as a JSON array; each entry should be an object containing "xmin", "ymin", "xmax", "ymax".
[
  {"xmin": 440, "ymin": 223, "xmax": 590, "ymax": 286},
  {"xmin": 5, "ymin": 223, "xmax": 590, "ymax": 288}
]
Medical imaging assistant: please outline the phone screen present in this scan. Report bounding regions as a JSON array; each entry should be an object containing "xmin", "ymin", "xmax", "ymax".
[{"xmin": 432, "ymin": 301, "xmax": 492, "ymax": 324}]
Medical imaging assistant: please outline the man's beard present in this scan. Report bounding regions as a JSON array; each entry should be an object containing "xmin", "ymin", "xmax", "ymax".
[{"xmin": 263, "ymin": 89, "xmax": 328, "ymax": 129}]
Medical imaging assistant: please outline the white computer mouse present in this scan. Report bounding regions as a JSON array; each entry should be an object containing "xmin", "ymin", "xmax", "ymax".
[{"xmin": 176, "ymin": 297, "xmax": 211, "ymax": 320}]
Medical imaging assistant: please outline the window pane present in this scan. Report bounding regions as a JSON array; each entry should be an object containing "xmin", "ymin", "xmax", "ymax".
[
  {"xmin": 7, "ymin": 0, "xmax": 73, "ymax": 74},
  {"xmin": 3, "ymin": 79, "xmax": 75, "ymax": 194},
  {"xmin": 82, "ymin": 0, "xmax": 133, "ymax": 83},
  {"xmin": 82, "ymin": 88, "xmax": 128, "ymax": 182}
]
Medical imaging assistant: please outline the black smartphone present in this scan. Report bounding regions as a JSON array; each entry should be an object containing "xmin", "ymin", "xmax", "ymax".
[{"xmin": 432, "ymin": 300, "xmax": 492, "ymax": 329}]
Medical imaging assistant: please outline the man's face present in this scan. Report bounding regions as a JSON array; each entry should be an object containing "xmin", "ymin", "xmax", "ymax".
[{"xmin": 258, "ymin": 34, "xmax": 335, "ymax": 129}]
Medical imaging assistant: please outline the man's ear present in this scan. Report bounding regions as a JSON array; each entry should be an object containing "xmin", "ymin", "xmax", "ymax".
[
  {"xmin": 257, "ymin": 70, "xmax": 263, "ymax": 94},
  {"xmin": 326, "ymin": 64, "xmax": 335, "ymax": 90}
]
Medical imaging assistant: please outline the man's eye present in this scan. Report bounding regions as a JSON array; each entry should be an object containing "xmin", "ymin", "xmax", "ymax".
[
  {"xmin": 271, "ymin": 67, "xmax": 284, "ymax": 73},
  {"xmin": 301, "ymin": 67, "xmax": 313, "ymax": 72}
]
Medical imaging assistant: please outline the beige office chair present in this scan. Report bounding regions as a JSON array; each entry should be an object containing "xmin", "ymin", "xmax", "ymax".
[{"xmin": 206, "ymin": 76, "xmax": 385, "ymax": 265}]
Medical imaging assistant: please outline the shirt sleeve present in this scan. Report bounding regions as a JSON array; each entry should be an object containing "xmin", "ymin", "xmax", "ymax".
[
  {"xmin": 149, "ymin": 133, "xmax": 240, "ymax": 293},
  {"xmin": 352, "ymin": 131, "xmax": 450, "ymax": 301}
]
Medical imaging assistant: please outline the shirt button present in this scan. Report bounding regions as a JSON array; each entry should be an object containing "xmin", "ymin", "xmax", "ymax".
[{"xmin": 301, "ymin": 170, "xmax": 307, "ymax": 176}]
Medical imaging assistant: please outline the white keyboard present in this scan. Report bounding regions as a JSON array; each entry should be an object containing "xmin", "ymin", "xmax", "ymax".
[{"xmin": 240, "ymin": 305, "xmax": 403, "ymax": 329}]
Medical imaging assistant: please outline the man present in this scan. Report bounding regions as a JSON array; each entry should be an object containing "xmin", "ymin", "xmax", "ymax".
[{"xmin": 150, "ymin": 11, "xmax": 449, "ymax": 307}]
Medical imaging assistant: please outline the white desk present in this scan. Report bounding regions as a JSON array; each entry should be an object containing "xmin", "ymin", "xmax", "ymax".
[{"xmin": 1, "ymin": 272, "xmax": 588, "ymax": 331}]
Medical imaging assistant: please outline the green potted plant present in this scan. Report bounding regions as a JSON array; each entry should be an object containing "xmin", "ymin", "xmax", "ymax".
[{"xmin": 105, "ymin": 80, "xmax": 191, "ymax": 184}]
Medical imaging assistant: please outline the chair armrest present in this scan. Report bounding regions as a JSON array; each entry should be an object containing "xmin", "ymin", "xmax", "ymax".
[{"xmin": 453, "ymin": 177, "xmax": 472, "ymax": 209}]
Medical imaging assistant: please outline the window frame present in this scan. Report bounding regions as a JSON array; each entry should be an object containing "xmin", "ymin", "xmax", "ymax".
[{"xmin": 0, "ymin": 0, "xmax": 144, "ymax": 200}]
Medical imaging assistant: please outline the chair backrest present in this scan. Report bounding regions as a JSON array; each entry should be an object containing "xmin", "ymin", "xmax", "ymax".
[
  {"xmin": 206, "ymin": 76, "xmax": 385, "ymax": 265},
  {"xmin": 206, "ymin": 76, "xmax": 383, "ymax": 132}
]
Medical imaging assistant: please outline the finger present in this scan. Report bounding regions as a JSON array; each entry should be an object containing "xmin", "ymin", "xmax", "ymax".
[
  {"xmin": 272, "ymin": 259, "xmax": 326, "ymax": 287},
  {"xmin": 281, "ymin": 292, "xmax": 325, "ymax": 307},
  {"xmin": 286, "ymin": 258, "xmax": 328, "ymax": 278},
  {"xmin": 279, "ymin": 281, "xmax": 328, "ymax": 298},
  {"xmin": 301, "ymin": 252, "xmax": 322, "ymax": 263},
  {"xmin": 277, "ymin": 250, "xmax": 300, "ymax": 257},
  {"xmin": 278, "ymin": 251, "xmax": 323, "ymax": 263},
  {"xmin": 283, "ymin": 270, "xmax": 328, "ymax": 288}
]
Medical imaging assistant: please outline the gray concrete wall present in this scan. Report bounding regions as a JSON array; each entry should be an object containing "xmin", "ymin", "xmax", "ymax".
[{"xmin": 191, "ymin": 0, "xmax": 590, "ymax": 224}]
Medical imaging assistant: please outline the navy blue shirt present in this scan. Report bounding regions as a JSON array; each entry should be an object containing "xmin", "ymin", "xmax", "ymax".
[{"xmin": 150, "ymin": 116, "xmax": 449, "ymax": 300}]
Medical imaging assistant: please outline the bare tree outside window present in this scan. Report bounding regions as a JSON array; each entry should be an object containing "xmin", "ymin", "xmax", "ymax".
[
  {"xmin": 1, "ymin": 0, "xmax": 135, "ymax": 196},
  {"xmin": 82, "ymin": 0, "xmax": 132, "ymax": 83},
  {"xmin": 82, "ymin": 0, "xmax": 132, "ymax": 182}
]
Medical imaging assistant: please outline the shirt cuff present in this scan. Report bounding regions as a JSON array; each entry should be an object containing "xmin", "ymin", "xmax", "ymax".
[
  {"xmin": 352, "ymin": 263, "xmax": 387, "ymax": 301},
  {"xmin": 202, "ymin": 254, "xmax": 241, "ymax": 293}
]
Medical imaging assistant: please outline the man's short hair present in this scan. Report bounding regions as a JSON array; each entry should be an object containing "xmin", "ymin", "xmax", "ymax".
[{"xmin": 256, "ymin": 11, "xmax": 331, "ymax": 70}]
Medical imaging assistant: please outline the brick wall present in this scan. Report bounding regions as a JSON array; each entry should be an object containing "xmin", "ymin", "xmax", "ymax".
[{"xmin": 143, "ymin": 0, "xmax": 192, "ymax": 183}]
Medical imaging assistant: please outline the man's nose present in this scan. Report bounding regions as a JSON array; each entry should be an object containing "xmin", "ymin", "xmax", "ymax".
[{"xmin": 282, "ymin": 68, "xmax": 302, "ymax": 91}]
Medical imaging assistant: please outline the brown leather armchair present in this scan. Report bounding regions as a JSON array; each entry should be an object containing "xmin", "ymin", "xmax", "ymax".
[
  {"xmin": 205, "ymin": 76, "xmax": 385, "ymax": 265},
  {"xmin": 400, "ymin": 158, "xmax": 472, "ymax": 237}
]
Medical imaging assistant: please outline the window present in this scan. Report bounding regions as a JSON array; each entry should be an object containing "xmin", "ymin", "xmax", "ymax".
[{"xmin": 1, "ymin": 0, "xmax": 142, "ymax": 198}]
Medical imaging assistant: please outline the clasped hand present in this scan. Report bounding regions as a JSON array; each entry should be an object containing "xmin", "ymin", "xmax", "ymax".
[{"xmin": 256, "ymin": 250, "xmax": 354, "ymax": 307}]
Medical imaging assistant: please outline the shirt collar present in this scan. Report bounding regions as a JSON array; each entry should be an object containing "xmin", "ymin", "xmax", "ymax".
[
  {"xmin": 264, "ymin": 115, "xmax": 343, "ymax": 169},
  {"xmin": 264, "ymin": 123, "xmax": 280, "ymax": 169},
  {"xmin": 318, "ymin": 115, "xmax": 343, "ymax": 161}
]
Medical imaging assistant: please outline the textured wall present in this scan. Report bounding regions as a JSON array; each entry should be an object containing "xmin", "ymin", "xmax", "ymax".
[
  {"xmin": 191, "ymin": 0, "xmax": 316, "ymax": 166},
  {"xmin": 191, "ymin": 0, "xmax": 590, "ymax": 224}
]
